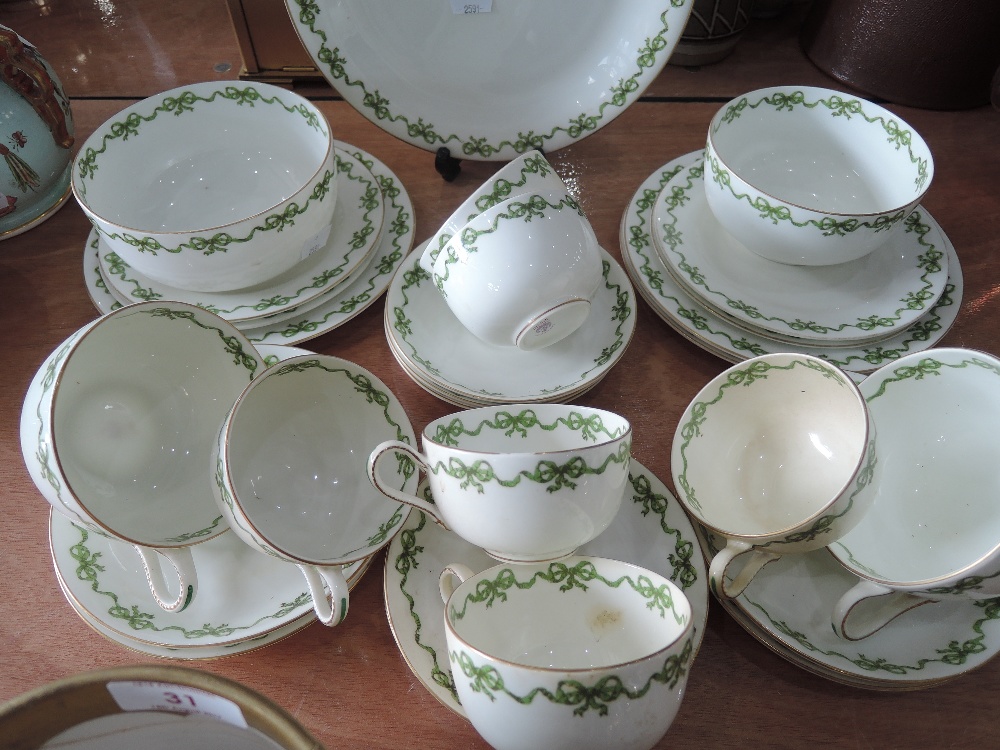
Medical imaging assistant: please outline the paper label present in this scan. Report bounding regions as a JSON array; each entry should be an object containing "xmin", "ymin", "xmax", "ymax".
[
  {"xmin": 106, "ymin": 681, "xmax": 248, "ymax": 728},
  {"xmin": 301, "ymin": 223, "xmax": 333, "ymax": 262},
  {"xmin": 450, "ymin": 0, "xmax": 492, "ymax": 13}
]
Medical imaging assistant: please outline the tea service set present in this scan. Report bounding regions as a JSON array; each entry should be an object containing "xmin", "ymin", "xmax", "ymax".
[{"xmin": 13, "ymin": 62, "xmax": 1000, "ymax": 749}]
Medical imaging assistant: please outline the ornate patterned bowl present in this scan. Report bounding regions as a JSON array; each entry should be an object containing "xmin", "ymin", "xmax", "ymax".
[
  {"xmin": 704, "ymin": 85, "xmax": 933, "ymax": 266},
  {"xmin": 71, "ymin": 81, "xmax": 337, "ymax": 292},
  {"xmin": 0, "ymin": 25, "xmax": 75, "ymax": 240}
]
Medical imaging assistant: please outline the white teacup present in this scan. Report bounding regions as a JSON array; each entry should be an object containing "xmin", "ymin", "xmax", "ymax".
[
  {"xmin": 19, "ymin": 301, "xmax": 261, "ymax": 612},
  {"xmin": 440, "ymin": 556, "xmax": 695, "ymax": 750},
  {"xmin": 830, "ymin": 348, "xmax": 1000, "ymax": 640},
  {"xmin": 671, "ymin": 352, "xmax": 877, "ymax": 598},
  {"xmin": 367, "ymin": 404, "xmax": 631, "ymax": 564},
  {"xmin": 430, "ymin": 188, "xmax": 603, "ymax": 350},
  {"xmin": 212, "ymin": 353, "xmax": 416, "ymax": 627},
  {"xmin": 419, "ymin": 149, "xmax": 566, "ymax": 273}
]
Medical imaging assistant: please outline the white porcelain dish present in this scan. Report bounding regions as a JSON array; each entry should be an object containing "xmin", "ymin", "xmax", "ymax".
[
  {"xmin": 383, "ymin": 460, "xmax": 709, "ymax": 716},
  {"xmin": 695, "ymin": 525, "xmax": 1000, "ymax": 689},
  {"xmin": 384, "ymin": 242, "xmax": 635, "ymax": 404},
  {"xmin": 652, "ymin": 155, "xmax": 948, "ymax": 345},
  {"xmin": 619, "ymin": 151, "xmax": 962, "ymax": 375},
  {"xmin": 73, "ymin": 81, "xmax": 338, "ymax": 291},
  {"xmin": 287, "ymin": 0, "xmax": 693, "ymax": 161},
  {"xmin": 97, "ymin": 147, "xmax": 382, "ymax": 323}
]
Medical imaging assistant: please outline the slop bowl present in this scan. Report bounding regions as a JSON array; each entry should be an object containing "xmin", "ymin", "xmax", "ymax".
[
  {"xmin": 704, "ymin": 85, "xmax": 933, "ymax": 266},
  {"xmin": 72, "ymin": 81, "xmax": 337, "ymax": 292}
]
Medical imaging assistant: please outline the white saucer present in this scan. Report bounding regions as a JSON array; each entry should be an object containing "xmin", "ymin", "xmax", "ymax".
[
  {"xmin": 98, "ymin": 145, "xmax": 385, "ymax": 323},
  {"xmin": 695, "ymin": 525, "xmax": 1000, "ymax": 689},
  {"xmin": 85, "ymin": 143, "xmax": 415, "ymax": 346},
  {"xmin": 383, "ymin": 459, "xmax": 709, "ymax": 716},
  {"xmin": 384, "ymin": 242, "xmax": 636, "ymax": 405},
  {"xmin": 50, "ymin": 509, "xmax": 372, "ymax": 657},
  {"xmin": 651, "ymin": 153, "xmax": 949, "ymax": 346},
  {"xmin": 619, "ymin": 152, "xmax": 962, "ymax": 375}
]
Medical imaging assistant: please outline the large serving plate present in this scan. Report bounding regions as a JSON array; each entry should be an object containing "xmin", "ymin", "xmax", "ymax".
[
  {"xmin": 620, "ymin": 151, "xmax": 962, "ymax": 375},
  {"xmin": 287, "ymin": 0, "xmax": 693, "ymax": 161},
  {"xmin": 384, "ymin": 460, "xmax": 709, "ymax": 716}
]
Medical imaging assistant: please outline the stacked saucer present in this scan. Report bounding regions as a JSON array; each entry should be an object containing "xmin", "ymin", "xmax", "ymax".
[
  {"xmin": 620, "ymin": 150, "xmax": 962, "ymax": 376},
  {"xmin": 86, "ymin": 142, "xmax": 414, "ymax": 345}
]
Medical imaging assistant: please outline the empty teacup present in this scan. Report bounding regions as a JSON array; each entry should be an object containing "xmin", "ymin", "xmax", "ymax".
[
  {"xmin": 672, "ymin": 352, "xmax": 877, "ymax": 598},
  {"xmin": 419, "ymin": 149, "xmax": 566, "ymax": 272},
  {"xmin": 19, "ymin": 301, "xmax": 261, "ymax": 612},
  {"xmin": 704, "ymin": 85, "xmax": 933, "ymax": 266},
  {"xmin": 367, "ymin": 404, "xmax": 631, "ymax": 563},
  {"xmin": 212, "ymin": 353, "xmax": 417, "ymax": 627},
  {"xmin": 430, "ymin": 188, "xmax": 603, "ymax": 350},
  {"xmin": 830, "ymin": 348, "xmax": 1000, "ymax": 640},
  {"xmin": 440, "ymin": 556, "xmax": 695, "ymax": 750}
]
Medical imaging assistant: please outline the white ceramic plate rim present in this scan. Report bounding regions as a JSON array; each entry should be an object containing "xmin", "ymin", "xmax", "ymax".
[
  {"xmin": 287, "ymin": 0, "xmax": 693, "ymax": 161},
  {"xmin": 650, "ymin": 155, "xmax": 948, "ymax": 343},
  {"xmin": 619, "ymin": 151, "xmax": 963, "ymax": 375},
  {"xmin": 383, "ymin": 458, "xmax": 709, "ymax": 716}
]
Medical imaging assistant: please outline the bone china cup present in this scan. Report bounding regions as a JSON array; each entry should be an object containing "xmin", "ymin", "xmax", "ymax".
[
  {"xmin": 672, "ymin": 352, "xmax": 877, "ymax": 598},
  {"xmin": 19, "ymin": 301, "xmax": 262, "ymax": 612},
  {"xmin": 367, "ymin": 404, "xmax": 631, "ymax": 564},
  {"xmin": 213, "ymin": 353, "xmax": 417, "ymax": 627},
  {"xmin": 71, "ymin": 81, "xmax": 337, "ymax": 292},
  {"xmin": 432, "ymin": 188, "xmax": 603, "ymax": 351},
  {"xmin": 418, "ymin": 149, "xmax": 567, "ymax": 273},
  {"xmin": 704, "ymin": 85, "xmax": 933, "ymax": 266},
  {"xmin": 440, "ymin": 556, "xmax": 695, "ymax": 750},
  {"xmin": 830, "ymin": 348, "xmax": 1000, "ymax": 641}
]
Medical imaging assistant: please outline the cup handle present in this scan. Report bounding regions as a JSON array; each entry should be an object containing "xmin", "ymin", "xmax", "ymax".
[
  {"xmin": 298, "ymin": 564, "xmax": 349, "ymax": 627},
  {"xmin": 134, "ymin": 545, "xmax": 197, "ymax": 613},
  {"xmin": 438, "ymin": 563, "xmax": 475, "ymax": 605},
  {"xmin": 709, "ymin": 539, "xmax": 780, "ymax": 598},
  {"xmin": 832, "ymin": 579, "xmax": 934, "ymax": 641},
  {"xmin": 367, "ymin": 440, "xmax": 447, "ymax": 528}
]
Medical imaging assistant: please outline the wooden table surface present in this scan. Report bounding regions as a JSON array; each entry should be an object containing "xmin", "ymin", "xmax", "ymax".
[{"xmin": 2, "ymin": 2, "xmax": 999, "ymax": 747}]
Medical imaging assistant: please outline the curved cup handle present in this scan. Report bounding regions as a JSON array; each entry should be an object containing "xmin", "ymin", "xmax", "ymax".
[
  {"xmin": 708, "ymin": 539, "xmax": 780, "ymax": 599},
  {"xmin": 832, "ymin": 578, "xmax": 934, "ymax": 641},
  {"xmin": 298, "ymin": 564, "xmax": 349, "ymax": 627},
  {"xmin": 367, "ymin": 440, "xmax": 447, "ymax": 528},
  {"xmin": 439, "ymin": 563, "xmax": 476, "ymax": 605},
  {"xmin": 135, "ymin": 545, "xmax": 197, "ymax": 613}
]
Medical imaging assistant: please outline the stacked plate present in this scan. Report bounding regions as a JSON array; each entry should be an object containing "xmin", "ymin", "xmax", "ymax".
[
  {"xmin": 85, "ymin": 142, "xmax": 414, "ymax": 346},
  {"xmin": 384, "ymin": 240, "xmax": 637, "ymax": 408},
  {"xmin": 620, "ymin": 151, "xmax": 963, "ymax": 376},
  {"xmin": 47, "ymin": 344, "xmax": 379, "ymax": 659}
]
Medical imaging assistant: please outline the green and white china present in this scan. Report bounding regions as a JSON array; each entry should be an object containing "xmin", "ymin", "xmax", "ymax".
[
  {"xmin": 383, "ymin": 460, "xmax": 709, "ymax": 715},
  {"xmin": 697, "ymin": 524, "xmax": 1000, "ymax": 689},
  {"xmin": 97, "ymin": 147, "xmax": 384, "ymax": 324},
  {"xmin": 287, "ymin": 0, "xmax": 694, "ymax": 161},
  {"xmin": 705, "ymin": 85, "xmax": 933, "ymax": 266},
  {"xmin": 213, "ymin": 354, "xmax": 416, "ymax": 627},
  {"xmin": 73, "ymin": 81, "xmax": 337, "ymax": 292},
  {"xmin": 21, "ymin": 301, "xmax": 261, "ymax": 613},
  {"xmin": 652, "ymin": 156, "xmax": 948, "ymax": 346},
  {"xmin": 830, "ymin": 349, "xmax": 1000, "ymax": 640},
  {"xmin": 369, "ymin": 404, "xmax": 631, "ymax": 563},
  {"xmin": 440, "ymin": 556, "xmax": 694, "ymax": 750},
  {"xmin": 673, "ymin": 352, "xmax": 877, "ymax": 598},
  {"xmin": 619, "ymin": 150, "xmax": 963, "ymax": 375},
  {"xmin": 433, "ymin": 188, "xmax": 602, "ymax": 350},
  {"xmin": 384, "ymin": 242, "xmax": 636, "ymax": 406}
]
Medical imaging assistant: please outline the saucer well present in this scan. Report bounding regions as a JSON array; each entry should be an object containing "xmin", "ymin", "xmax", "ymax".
[
  {"xmin": 620, "ymin": 151, "xmax": 962, "ymax": 375},
  {"xmin": 383, "ymin": 459, "xmax": 709, "ymax": 716},
  {"xmin": 695, "ymin": 525, "xmax": 1000, "ymax": 689},
  {"xmin": 384, "ymin": 242, "xmax": 636, "ymax": 405},
  {"xmin": 97, "ymin": 146, "xmax": 385, "ymax": 323},
  {"xmin": 651, "ymin": 153, "xmax": 949, "ymax": 346}
]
